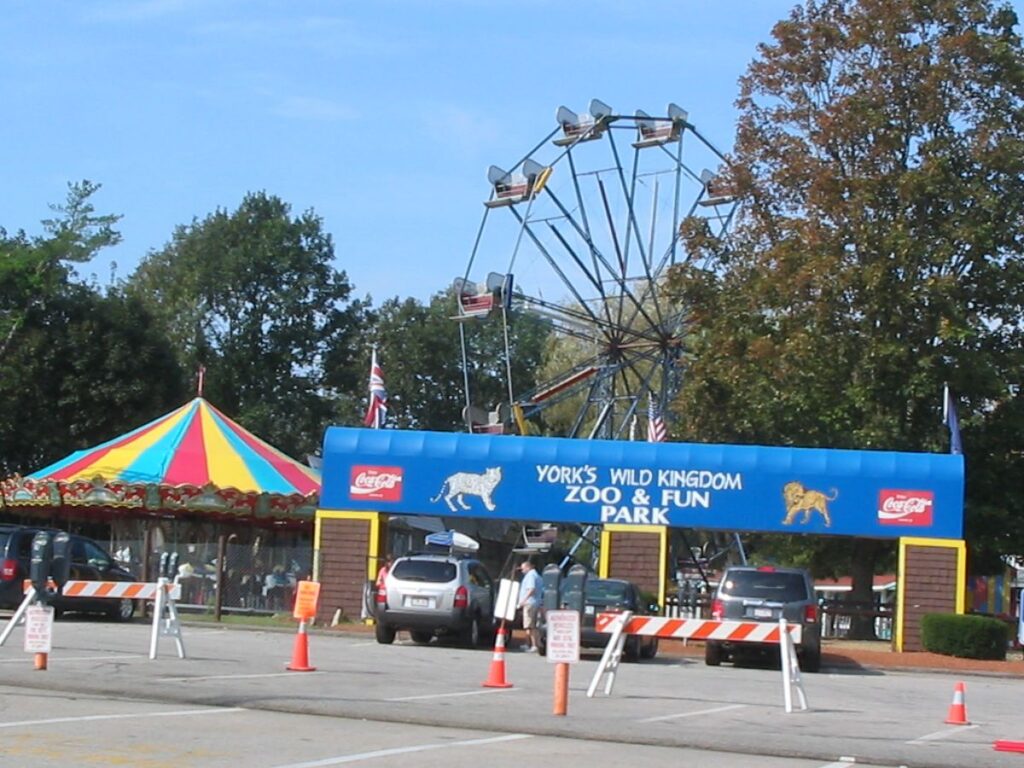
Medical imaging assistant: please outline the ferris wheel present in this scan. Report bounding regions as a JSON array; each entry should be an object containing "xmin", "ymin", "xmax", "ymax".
[{"xmin": 456, "ymin": 99, "xmax": 738, "ymax": 440}]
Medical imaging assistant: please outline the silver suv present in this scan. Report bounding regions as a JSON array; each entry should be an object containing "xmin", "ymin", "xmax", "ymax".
[
  {"xmin": 705, "ymin": 565, "xmax": 822, "ymax": 672},
  {"xmin": 374, "ymin": 554, "xmax": 495, "ymax": 647}
]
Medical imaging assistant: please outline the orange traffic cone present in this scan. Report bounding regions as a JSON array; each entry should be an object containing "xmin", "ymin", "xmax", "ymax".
[
  {"xmin": 994, "ymin": 740, "xmax": 1024, "ymax": 753},
  {"xmin": 945, "ymin": 681, "xmax": 969, "ymax": 725},
  {"xmin": 286, "ymin": 620, "xmax": 316, "ymax": 672},
  {"xmin": 482, "ymin": 625, "xmax": 513, "ymax": 689}
]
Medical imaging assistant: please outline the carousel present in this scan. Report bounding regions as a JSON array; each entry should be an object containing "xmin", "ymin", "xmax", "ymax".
[{"xmin": 0, "ymin": 397, "xmax": 320, "ymax": 610}]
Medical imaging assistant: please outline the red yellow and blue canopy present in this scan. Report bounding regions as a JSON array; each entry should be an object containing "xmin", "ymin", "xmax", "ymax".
[{"xmin": 1, "ymin": 398, "xmax": 320, "ymax": 524}]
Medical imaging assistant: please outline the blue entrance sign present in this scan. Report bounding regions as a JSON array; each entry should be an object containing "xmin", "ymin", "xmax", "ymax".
[{"xmin": 320, "ymin": 428, "xmax": 964, "ymax": 539}]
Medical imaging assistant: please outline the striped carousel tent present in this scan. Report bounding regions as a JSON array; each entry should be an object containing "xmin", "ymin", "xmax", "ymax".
[{"xmin": 0, "ymin": 398, "xmax": 320, "ymax": 526}]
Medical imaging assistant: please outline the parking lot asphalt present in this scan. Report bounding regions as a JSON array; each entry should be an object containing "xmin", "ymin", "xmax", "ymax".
[{"xmin": 2, "ymin": 616, "xmax": 1024, "ymax": 767}]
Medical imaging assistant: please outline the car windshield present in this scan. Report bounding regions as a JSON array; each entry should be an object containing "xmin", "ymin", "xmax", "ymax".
[
  {"xmin": 585, "ymin": 580, "xmax": 629, "ymax": 603},
  {"xmin": 0, "ymin": 531, "xmax": 8, "ymax": 554},
  {"xmin": 391, "ymin": 560, "xmax": 457, "ymax": 583},
  {"xmin": 720, "ymin": 571, "xmax": 808, "ymax": 601}
]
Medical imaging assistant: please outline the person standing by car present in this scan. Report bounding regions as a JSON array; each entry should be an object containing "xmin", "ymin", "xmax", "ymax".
[
  {"xmin": 375, "ymin": 555, "xmax": 393, "ymax": 588},
  {"xmin": 518, "ymin": 559, "xmax": 543, "ymax": 652}
]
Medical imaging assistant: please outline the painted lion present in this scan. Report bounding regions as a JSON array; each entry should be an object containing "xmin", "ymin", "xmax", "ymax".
[{"xmin": 781, "ymin": 481, "xmax": 836, "ymax": 528}]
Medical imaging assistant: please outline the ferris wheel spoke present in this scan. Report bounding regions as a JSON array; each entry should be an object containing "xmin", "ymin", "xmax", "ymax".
[
  {"xmin": 542, "ymin": 220, "xmax": 616, "ymax": 328},
  {"xmin": 546, "ymin": 186, "xmax": 663, "ymax": 337},
  {"xmin": 517, "ymin": 293, "xmax": 620, "ymax": 339},
  {"xmin": 508, "ymin": 209, "xmax": 610, "ymax": 331}
]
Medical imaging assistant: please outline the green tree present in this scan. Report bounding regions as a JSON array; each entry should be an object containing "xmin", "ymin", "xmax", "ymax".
[
  {"xmin": 368, "ymin": 290, "xmax": 551, "ymax": 432},
  {"xmin": 672, "ymin": 0, "xmax": 1024, "ymax": 634},
  {"xmin": 0, "ymin": 288, "xmax": 185, "ymax": 476},
  {"xmin": 1, "ymin": 181, "xmax": 121, "ymax": 357},
  {"xmin": 126, "ymin": 192, "xmax": 370, "ymax": 459},
  {"xmin": 0, "ymin": 183, "xmax": 184, "ymax": 477}
]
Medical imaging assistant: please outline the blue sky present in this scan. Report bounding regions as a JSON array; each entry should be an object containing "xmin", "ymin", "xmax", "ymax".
[{"xmin": 4, "ymin": 1, "xmax": 809, "ymax": 304}]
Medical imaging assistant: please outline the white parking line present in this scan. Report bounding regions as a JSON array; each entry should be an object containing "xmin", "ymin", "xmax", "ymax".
[
  {"xmin": 817, "ymin": 762, "xmax": 855, "ymax": 768},
  {"xmin": 269, "ymin": 734, "xmax": 533, "ymax": 767},
  {"xmin": 638, "ymin": 703, "xmax": 747, "ymax": 723},
  {"xmin": 907, "ymin": 725, "xmax": 979, "ymax": 744},
  {"xmin": 386, "ymin": 688, "xmax": 519, "ymax": 702},
  {"xmin": 158, "ymin": 671, "xmax": 323, "ymax": 682},
  {"xmin": 0, "ymin": 707, "xmax": 244, "ymax": 729},
  {"xmin": 0, "ymin": 654, "xmax": 144, "ymax": 664}
]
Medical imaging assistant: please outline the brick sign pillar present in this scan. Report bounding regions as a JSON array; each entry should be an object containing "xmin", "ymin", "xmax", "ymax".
[
  {"xmin": 313, "ymin": 511, "xmax": 387, "ymax": 626},
  {"xmin": 598, "ymin": 524, "xmax": 669, "ymax": 609},
  {"xmin": 895, "ymin": 537, "xmax": 966, "ymax": 652}
]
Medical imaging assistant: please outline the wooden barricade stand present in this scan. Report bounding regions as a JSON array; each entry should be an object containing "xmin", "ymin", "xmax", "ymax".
[
  {"xmin": 588, "ymin": 613, "xmax": 808, "ymax": 712},
  {"xmin": 0, "ymin": 580, "xmax": 185, "ymax": 662}
]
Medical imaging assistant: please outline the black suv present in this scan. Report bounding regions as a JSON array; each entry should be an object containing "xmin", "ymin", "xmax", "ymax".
[
  {"xmin": 705, "ymin": 565, "xmax": 822, "ymax": 672},
  {"xmin": 375, "ymin": 553, "xmax": 495, "ymax": 647},
  {"xmin": 0, "ymin": 524, "xmax": 137, "ymax": 620}
]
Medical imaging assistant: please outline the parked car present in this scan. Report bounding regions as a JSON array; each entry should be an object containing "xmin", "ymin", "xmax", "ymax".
[
  {"xmin": 705, "ymin": 565, "xmax": 822, "ymax": 672},
  {"xmin": 538, "ymin": 577, "xmax": 659, "ymax": 661},
  {"xmin": 374, "ymin": 552, "xmax": 495, "ymax": 647},
  {"xmin": 0, "ymin": 524, "xmax": 137, "ymax": 621}
]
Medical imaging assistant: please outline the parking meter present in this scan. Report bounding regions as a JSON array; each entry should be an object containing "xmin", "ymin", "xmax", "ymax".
[
  {"xmin": 50, "ymin": 532, "xmax": 72, "ymax": 590},
  {"xmin": 542, "ymin": 564, "xmax": 562, "ymax": 612},
  {"xmin": 159, "ymin": 552, "xmax": 180, "ymax": 580},
  {"xmin": 559, "ymin": 563, "xmax": 589, "ymax": 613},
  {"xmin": 29, "ymin": 531, "xmax": 53, "ymax": 603}
]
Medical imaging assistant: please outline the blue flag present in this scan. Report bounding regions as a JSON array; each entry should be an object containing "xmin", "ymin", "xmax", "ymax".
[{"xmin": 943, "ymin": 384, "xmax": 963, "ymax": 455}]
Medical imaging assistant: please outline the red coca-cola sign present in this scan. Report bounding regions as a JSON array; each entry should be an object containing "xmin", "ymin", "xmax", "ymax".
[
  {"xmin": 877, "ymin": 490, "xmax": 934, "ymax": 526},
  {"xmin": 349, "ymin": 466, "xmax": 403, "ymax": 502}
]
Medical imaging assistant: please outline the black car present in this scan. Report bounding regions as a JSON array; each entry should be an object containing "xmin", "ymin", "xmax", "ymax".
[
  {"xmin": 705, "ymin": 565, "xmax": 822, "ymax": 672},
  {"xmin": 539, "ymin": 577, "xmax": 659, "ymax": 661},
  {"xmin": 0, "ymin": 524, "xmax": 137, "ymax": 620}
]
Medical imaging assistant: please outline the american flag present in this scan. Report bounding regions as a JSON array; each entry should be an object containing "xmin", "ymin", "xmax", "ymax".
[
  {"xmin": 363, "ymin": 348, "xmax": 388, "ymax": 429},
  {"xmin": 647, "ymin": 393, "xmax": 666, "ymax": 443}
]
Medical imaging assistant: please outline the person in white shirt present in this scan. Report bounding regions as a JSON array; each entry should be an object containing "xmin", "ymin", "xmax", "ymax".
[{"xmin": 518, "ymin": 559, "xmax": 543, "ymax": 652}]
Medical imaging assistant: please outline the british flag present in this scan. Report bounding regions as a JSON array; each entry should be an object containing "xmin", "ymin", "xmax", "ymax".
[
  {"xmin": 647, "ymin": 392, "xmax": 666, "ymax": 443},
  {"xmin": 363, "ymin": 349, "xmax": 388, "ymax": 429}
]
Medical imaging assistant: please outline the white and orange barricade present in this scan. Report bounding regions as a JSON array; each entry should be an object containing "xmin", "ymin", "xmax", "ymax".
[
  {"xmin": 588, "ymin": 612, "xmax": 808, "ymax": 712},
  {"xmin": 1, "ymin": 578, "xmax": 185, "ymax": 661}
]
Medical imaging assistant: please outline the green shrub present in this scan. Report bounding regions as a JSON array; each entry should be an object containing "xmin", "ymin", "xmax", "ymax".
[{"xmin": 920, "ymin": 613, "xmax": 1009, "ymax": 660}]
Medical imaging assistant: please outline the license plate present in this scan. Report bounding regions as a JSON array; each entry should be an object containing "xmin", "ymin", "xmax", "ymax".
[
  {"xmin": 753, "ymin": 607, "xmax": 773, "ymax": 618},
  {"xmin": 409, "ymin": 597, "xmax": 429, "ymax": 608}
]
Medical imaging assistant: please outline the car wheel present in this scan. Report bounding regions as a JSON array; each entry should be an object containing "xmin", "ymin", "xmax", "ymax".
[
  {"xmin": 640, "ymin": 637, "xmax": 659, "ymax": 660},
  {"xmin": 375, "ymin": 621, "xmax": 396, "ymax": 645},
  {"xmin": 109, "ymin": 598, "xmax": 135, "ymax": 622},
  {"xmin": 463, "ymin": 616, "xmax": 481, "ymax": 648},
  {"xmin": 624, "ymin": 637, "xmax": 641, "ymax": 662},
  {"xmin": 800, "ymin": 646, "xmax": 822, "ymax": 673},
  {"xmin": 705, "ymin": 641, "xmax": 722, "ymax": 666},
  {"xmin": 410, "ymin": 630, "xmax": 433, "ymax": 645}
]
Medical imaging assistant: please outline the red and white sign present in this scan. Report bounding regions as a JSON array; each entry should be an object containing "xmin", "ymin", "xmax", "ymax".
[
  {"xmin": 349, "ymin": 466, "xmax": 403, "ymax": 502},
  {"xmin": 877, "ymin": 490, "xmax": 934, "ymax": 526},
  {"xmin": 24, "ymin": 605, "xmax": 54, "ymax": 654},
  {"xmin": 545, "ymin": 609, "xmax": 581, "ymax": 664}
]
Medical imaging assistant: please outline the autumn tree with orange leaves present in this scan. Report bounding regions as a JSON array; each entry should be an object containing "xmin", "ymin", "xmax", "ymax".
[{"xmin": 672, "ymin": 0, "xmax": 1024, "ymax": 636}]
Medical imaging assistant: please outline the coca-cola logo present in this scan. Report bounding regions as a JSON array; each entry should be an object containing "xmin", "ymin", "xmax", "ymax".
[
  {"xmin": 877, "ymin": 490, "xmax": 934, "ymax": 526},
  {"xmin": 350, "ymin": 466, "xmax": 403, "ymax": 502}
]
